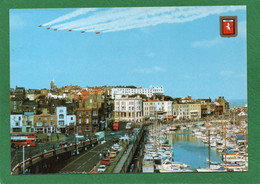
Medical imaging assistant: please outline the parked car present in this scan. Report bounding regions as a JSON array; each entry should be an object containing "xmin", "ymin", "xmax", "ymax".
[
  {"xmin": 97, "ymin": 165, "xmax": 107, "ymax": 172},
  {"xmin": 104, "ymin": 156, "xmax": 115, "ymax": 161},
  {"xmin": 110, "ymin": 151, "xmax": 117, "ymax": 158},
  {"xmin": 100, "ymin": 158, "xmax": 113, "ymax": 165}
]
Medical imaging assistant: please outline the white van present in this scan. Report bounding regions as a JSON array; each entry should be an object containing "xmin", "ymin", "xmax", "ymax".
[{"xmin": 125, "ymin": 122, "xmax": 132, "ymax": 130}]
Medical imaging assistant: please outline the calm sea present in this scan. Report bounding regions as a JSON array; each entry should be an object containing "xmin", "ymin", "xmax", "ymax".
[
  {"xmin": 229, "ymin": 100, "xmax": 247, "ymax": 108},
  {"xmin": 167, "ymin": 129, "xmax": 223, "ymax": 169}
]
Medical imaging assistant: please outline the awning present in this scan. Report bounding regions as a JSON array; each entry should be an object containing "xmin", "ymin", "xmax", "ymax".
[{"xmin": 168, "ymin": 116, "xmax": 173, "ymax": 119}]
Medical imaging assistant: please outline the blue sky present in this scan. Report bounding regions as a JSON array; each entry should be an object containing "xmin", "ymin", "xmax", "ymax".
[{"xmin": 10, "ymin": 6, "xmax": 247, "ymax": 100}]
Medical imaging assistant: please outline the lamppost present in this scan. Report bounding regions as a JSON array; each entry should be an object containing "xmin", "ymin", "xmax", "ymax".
[{"xmin": 22, "ymin": 145, "xmax": 25, "ymax": 174}]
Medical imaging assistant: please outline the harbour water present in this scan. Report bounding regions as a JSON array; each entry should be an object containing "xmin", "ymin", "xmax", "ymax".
[{"xmin": 167, "ymin": 129, "xmax": 223, "ymax": 169}]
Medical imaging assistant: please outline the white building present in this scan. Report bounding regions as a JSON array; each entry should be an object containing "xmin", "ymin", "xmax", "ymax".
[
  {"xmin": 48, "ymin": 93, "xmax": 68, "ymax": 99},
  {"xmin": 56, "ymin": 106, "xmax": 67, "ymax": 133},
  {"xmin": 143, "ymin": 101, "xmax": 172, "ymax": 120},
  {"xmin": 114, "ymin": 96, "xmax": 143, "ymax": 122},
  {"xmin": 10, "ymin": 115, "xmax": 23, "ymax": 132},
  {"xmin": 172, "ymin": 103, "xmax": 189, "ymax": 119},
  {"xmin": 111, "ymin": 86, "xmax": 164, "ymax": 99},
  {"xmin": 67, "ymin": 115, "xmax": 76, "ymax": 126}
]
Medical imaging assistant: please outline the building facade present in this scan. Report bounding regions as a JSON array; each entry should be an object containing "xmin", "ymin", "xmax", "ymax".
[
  {"xmin": 34, "ymin": 114, "xmax": 57, "ymax": 133},
  {"xmin": 114, "ymin": 96, "xmax": 143, "ymax": 122},
  {"xmin": 56, "ymin": 106, "xmax": 67, "ymax": 133},
  {"xmin": 172, "ymin": 103, "xmax": 189, "ymax": 119},
  {"xmin": 22, "ymin": 113, "xmax": 34, "ymax": 132},
  {"xmin": 10, "ymin": 115, "xmax": 23, "ymax": 132},
  {"xmin": 188, "ymin": 103, "xmax": 201, "ymax": 119},
  {"xmin": 111, "ymin": 86, "xmax": 164, "ymax": 99},
  {"xmin": 143, "ymin": 100, "xmax": 172, "ymax": 120},
  {"xmin": 75, "ymin": 108, "xmax": 93, "ymax": 133}
]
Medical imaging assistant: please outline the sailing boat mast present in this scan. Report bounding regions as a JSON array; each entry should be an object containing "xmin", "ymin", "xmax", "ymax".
[
  {"xmin": 224, "ymin": 120, "xmax": 227, "ymax": 169},
  {"xmin": 208, "ymin": 129, "xmax": 211, "ymax": 167}
]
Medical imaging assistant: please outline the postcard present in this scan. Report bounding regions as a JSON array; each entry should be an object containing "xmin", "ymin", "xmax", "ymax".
[{"xmin": 9, "ymin": 6, "xmax": 247, "ymax": 175}]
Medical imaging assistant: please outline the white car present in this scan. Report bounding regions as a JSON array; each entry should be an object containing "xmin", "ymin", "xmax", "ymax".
[{"xmin": 97, "ymin": 165, "xmax": 107, "ymax": 172}]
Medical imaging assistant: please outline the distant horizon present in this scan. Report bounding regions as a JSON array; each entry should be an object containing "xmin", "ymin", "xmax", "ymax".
[{"xmin": 10, "ymin": 82, "xmax": 247, "ymax": 102}]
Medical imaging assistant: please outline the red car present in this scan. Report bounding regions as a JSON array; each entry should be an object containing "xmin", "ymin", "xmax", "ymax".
[
  {"xmin": 104, "ymin": 157, "xmax": 115, "ymax": 161},
  {"xmin": 100, "ymin": 158, "xmax": 113, "ymax": 165}
]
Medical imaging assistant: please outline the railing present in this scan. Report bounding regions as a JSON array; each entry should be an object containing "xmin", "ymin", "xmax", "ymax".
[
  {"xmin": 112, "ymin": 124, "xmax": 145, "ymax": 173},
  {"xmin": 11, "ymin": 139, "xmax": 98, "ymax": 175}
]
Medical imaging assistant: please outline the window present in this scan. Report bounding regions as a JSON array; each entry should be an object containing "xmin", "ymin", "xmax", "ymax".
[
  {"xmin": 93, "ymin": 111, "xmax": 97, "ymax": 116},
  {"xmin": 59, "ymin": 109, "xmax": 63, "ymax": 113},
  {"xmin": 18, "ymin": 117, "xmax": 21, "ymax": 120},
  {"xmin": 44, "ymin": 117, "xmax": 47, "ymax": 120},
  {"xmin": 71, "ymin": 117, "xmax": 73, "ymax": 120},
  {"xmin": 50, "ymin": 122, "xmax": 54, "ymax": 126},
  {"xmin": 85, "ymin": 127, "xmax": 90, "ymax": 131},
  {"xmin": 86, "ymin": 119, "xmax": 89, "ymax": 124},
  {"xmin": 59, "ymin": 114, "xmax": 64, "ymax": 119},
  {"xmin": 50, "ymin": 117, "xmax": 53, "ymax": 120},
  {"xmin": 15, "ymin": 122, "xmax": 19, "ymax": 126},
  {"xmin": 59, "ymin": 121, "xmax": 64, "ymax": 126},
  {"xmin": 37, "ymin": 122, "xmax": 42, "ymax": 126},
  {"xmin": 79, "ymin": 112, "xmax": 81, "ymax": 116},
  {"xmin": 79, "ymin": 119, "xmax": 81, "ymax": 124},
  {"xmin": 44, "ymin": 122, "xmax": 47, "ymax": 126}
]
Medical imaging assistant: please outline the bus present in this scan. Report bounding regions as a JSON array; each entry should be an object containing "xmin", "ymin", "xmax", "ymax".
[
  {"xmin": 10, "ymin": 132, "xmax": 36, "ymax": 147},
  {"xmin": 113, "ymin": 121, "xmax": 119, "ymax": 131}
]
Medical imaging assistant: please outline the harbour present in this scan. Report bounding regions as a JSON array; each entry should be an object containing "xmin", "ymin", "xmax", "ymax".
[{"xmin": 142, "ymin": 117, "xmax": 248, "ymax": 173}]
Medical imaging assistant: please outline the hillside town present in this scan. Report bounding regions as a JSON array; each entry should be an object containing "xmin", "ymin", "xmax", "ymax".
[{"xmin": 10, "ymin": 80, "xmax": 246, "ymax": 135}]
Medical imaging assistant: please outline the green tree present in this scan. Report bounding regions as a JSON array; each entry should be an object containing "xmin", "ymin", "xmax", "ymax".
[{"xmin": 37, "ymin": 95, "xmax": 46, "ymax": 99}]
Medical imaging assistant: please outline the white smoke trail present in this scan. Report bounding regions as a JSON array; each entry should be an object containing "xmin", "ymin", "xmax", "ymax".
[
  {"xmin": 44, "ymin": 6, "xmax": 246, "ymax": 32},
  {"xmin": 42, "ymin": 8, "xmax": 97, "ymax": 26}
]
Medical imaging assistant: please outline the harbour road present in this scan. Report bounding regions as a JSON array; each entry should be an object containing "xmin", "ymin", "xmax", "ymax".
[{"xmin": 58, "ymin": 139, "xmax": 115, "ymax": 173}]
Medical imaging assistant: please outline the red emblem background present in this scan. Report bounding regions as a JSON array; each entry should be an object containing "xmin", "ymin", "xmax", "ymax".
[{"xmin": 222, "ymin": 20, "xmax": 234, "ymax": 35}]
